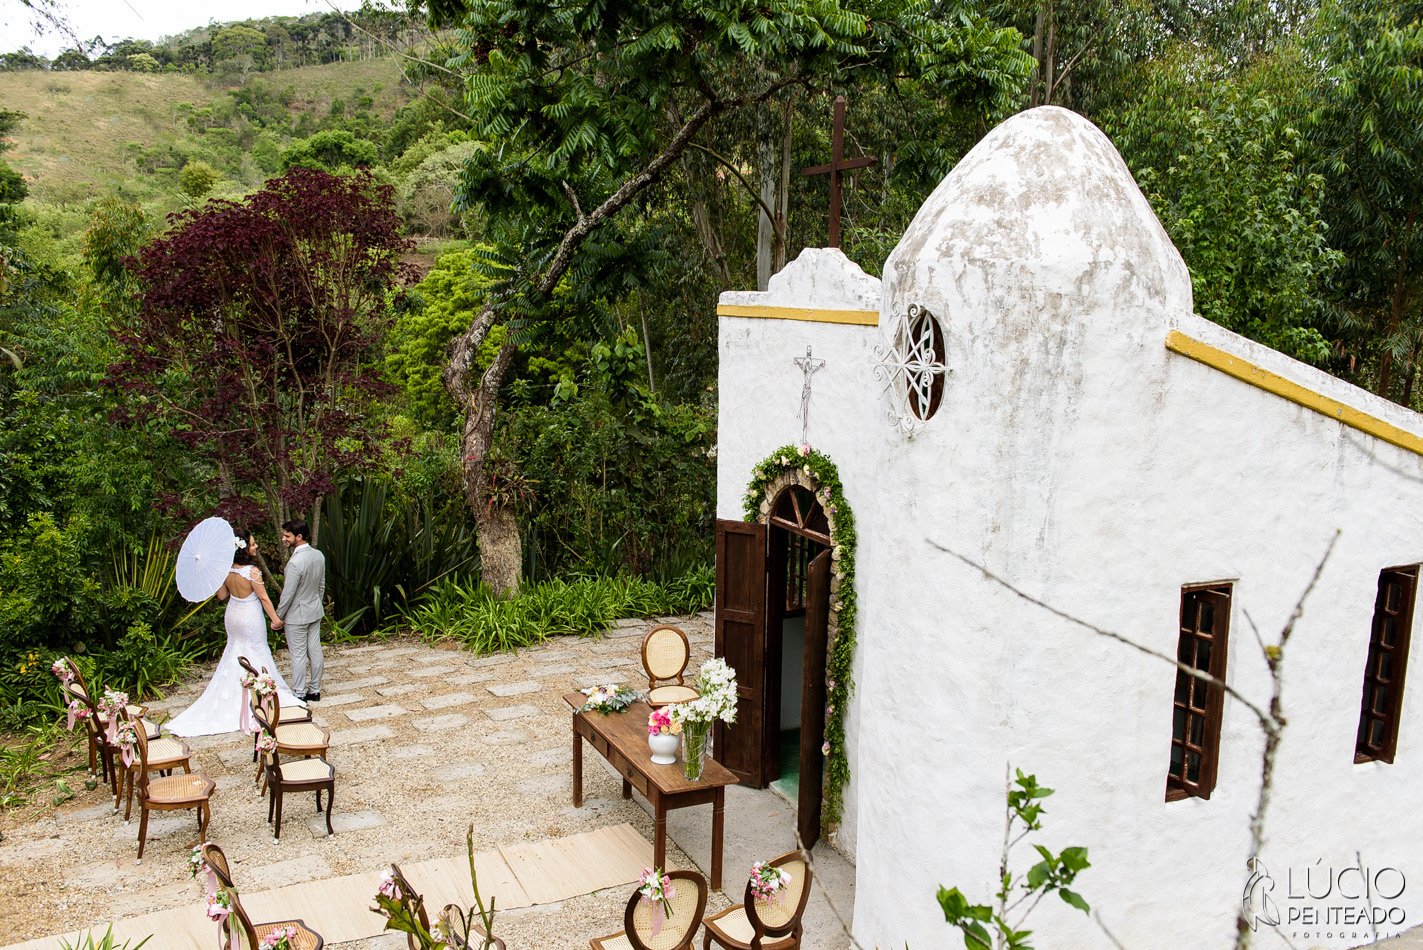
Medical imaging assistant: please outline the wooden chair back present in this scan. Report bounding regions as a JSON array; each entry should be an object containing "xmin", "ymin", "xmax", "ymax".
[
  {"xmin": 641, "ymin": 626, "xmax": 691, "ymax": 688},
  {"xmin": 743, "ymin": 851, "xmax": 813, "ymax": 941},
  {"xmin": 64, "ymin": 660, "xmax": 96, "ymax": 712},
  {"xmin": 202, "ymin": 843, "xmax": 259, "ymax": 950},
  {"xmin": 625, "ymin": 869, "xmax": 708, "ymax": 950},
  {"xmin": 388, "ymin": 864, "xmax": 431, "ymax": 949},
  {"xmin": 251, "ymin": 699, "xmax": 279, "ymax": 774},
  {"xmin": 123, "ymin": 706, "xmax": 151, "ymax": 792}
]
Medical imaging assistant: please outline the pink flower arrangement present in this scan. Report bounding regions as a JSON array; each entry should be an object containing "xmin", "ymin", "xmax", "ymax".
[
  {"xmin": 50, "ymin": 658, "xmax": 75, "ymax": 684},
  {"xmin": 255, "ymin": 734, "xmax": 278, "ymax": 755},
  {"xmin": 749, "ymin": 861, "xmax": 792, "ymax": 904},
  {"xmin": 205, "ymin": 888, "xmax": 232, "ymax": 923},
  {"xmin": 636, "ymin": 867, "xmax": 676, "ymax": 935},
  {"xmin": 113, "ymin": 721, "xmax": 139, "ymax": 767},
  {"xmin": 647, "ymin": 707, "xmax": 682, "ymax": 737},
  {"xmin": 259, "ymin": 926, "xmax": 298, "ymax": 949},
  {"xmin": 241, "ymin": 671, "xmax": 278, "ymax": 698},
  {"xmin": 96, "ymin": 689, "xmax": 129, "ymax": 721},
  {"xmin": 376, "ymin": 868, "xmax": 401, "ymax": 900},
  {"xmin": 64, "ymin": 699, "xmax": 91, "ymax": 732}
]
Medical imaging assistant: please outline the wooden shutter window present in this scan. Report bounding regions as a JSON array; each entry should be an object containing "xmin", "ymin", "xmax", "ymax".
[
  {"xmin": 1166, "ymin": 584, "xmax": 1232, "ymax": 802},
  {"xmin": 1355, "ymin": 566, "xmax": 1418, "ymax": 764}
]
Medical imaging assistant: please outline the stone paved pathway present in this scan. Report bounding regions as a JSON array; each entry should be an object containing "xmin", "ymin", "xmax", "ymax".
[{"xmin": 0, "ymin": 612, "xmax": 860, "ymax": 949}]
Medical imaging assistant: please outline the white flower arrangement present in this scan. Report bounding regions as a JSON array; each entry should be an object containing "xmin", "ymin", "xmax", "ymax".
[{"xmin": 670, "ymin": 658, "xmax": 738, "ymax": 727}]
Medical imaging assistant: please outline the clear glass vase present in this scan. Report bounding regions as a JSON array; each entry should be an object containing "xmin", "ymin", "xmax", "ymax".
[{"xmin": 682, "ymin": 720, "xmax": 711, "ymax": 781}]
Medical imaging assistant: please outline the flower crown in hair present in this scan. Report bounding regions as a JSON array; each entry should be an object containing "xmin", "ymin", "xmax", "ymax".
[{"xmin": 233, "ymin": 536, "xmax": 246, "ymax": 550}]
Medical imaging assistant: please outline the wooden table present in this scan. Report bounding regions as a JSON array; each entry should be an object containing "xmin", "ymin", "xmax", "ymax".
[{"xmin": 564, "ymin": 693, "xmax": 736, "ymax": 889}]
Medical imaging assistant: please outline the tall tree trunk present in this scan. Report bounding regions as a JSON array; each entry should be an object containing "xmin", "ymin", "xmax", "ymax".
[
  {"xmin": 776, "ymin": 99, "xmax": 792, "ymax": 272},
  {"xmin": 455, "ymin": 340, "xmax": 522, "ymax": 594},
  {"xmin": 757, "ymin": 135, "xmax": 777, "ymax": 291},
  {"xmin": 441, "ymin": 94, "xmax": 767, "ymax": 595},
  {"xmin": 1030, "ymin": 3, "xmax": 1047, "ymax": 107}
]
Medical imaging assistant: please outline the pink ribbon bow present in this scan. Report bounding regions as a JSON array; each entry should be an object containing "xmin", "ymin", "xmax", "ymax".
[{"xmin": 239, "ymin": 696, "xmax": 256, "ymax": 735}]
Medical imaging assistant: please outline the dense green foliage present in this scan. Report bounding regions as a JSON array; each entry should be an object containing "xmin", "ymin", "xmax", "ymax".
[
  {"xmin": 1, "ymin": 2, "xmax": 1421, "ymax": 813},
  {"xmin": 400, "ymin": 569, "xmax": 714, "ymax": 654}
]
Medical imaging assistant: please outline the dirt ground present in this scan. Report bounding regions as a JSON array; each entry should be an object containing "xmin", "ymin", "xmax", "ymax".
[{"xmin": 0, "ymin": 614, "xmax": 745, "ymax": 948}]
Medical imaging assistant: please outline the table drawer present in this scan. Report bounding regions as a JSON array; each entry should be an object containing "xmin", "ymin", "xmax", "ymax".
[{"xmin": 616, "ymin": 758, "xmax": 650, "ymax": 798}]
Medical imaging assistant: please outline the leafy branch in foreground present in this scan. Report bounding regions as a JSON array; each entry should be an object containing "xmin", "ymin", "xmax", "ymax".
[{"xmin": 938, "ymin": 769, "xmax": 1091, "ymax": 950}]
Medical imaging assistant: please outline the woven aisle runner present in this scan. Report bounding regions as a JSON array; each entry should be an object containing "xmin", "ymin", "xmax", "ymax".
[{"xmin": 3, "ymin": 824, "xmax": 651, "ymax": 950}]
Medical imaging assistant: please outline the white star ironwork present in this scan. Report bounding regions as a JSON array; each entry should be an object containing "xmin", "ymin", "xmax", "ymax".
[
  {"xmin": 793, "ymin": 346, "xmax": 826, "ymax": 445},
  {"xmin": 873, "ymin": 303, "xmax": 948, "ymax": 434}
]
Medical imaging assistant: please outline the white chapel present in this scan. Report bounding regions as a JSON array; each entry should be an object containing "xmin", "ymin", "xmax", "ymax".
[{"xmin": 711, "ymin": 106, "xmax": 1423, "ymax": 948}]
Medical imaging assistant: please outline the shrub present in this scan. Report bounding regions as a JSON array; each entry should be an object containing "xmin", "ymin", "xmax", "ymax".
[
  {"xmin": 178, "ymin": 160, "xmax": 220, "ymax": 198},
  {"xmin": 399, "ymin": 569, "xmax": 712, "ymax": 655},
  {"xmin": 320, "ymin": 476, "xmax": 478, "ymax": 632}
]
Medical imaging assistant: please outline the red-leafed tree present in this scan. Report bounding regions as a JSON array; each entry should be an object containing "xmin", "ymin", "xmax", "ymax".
[{"xmin": 110, "ymin": 168, "xmax": 412, "ymax": 541}]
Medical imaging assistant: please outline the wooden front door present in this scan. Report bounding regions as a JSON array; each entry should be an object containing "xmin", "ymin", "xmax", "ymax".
[
  {"xmin": 798, "ymin": 549, "xmax": 830, "ymax": 850},
  {"xmin": 715, "ymin": 518, "xmax": 767, "ymax": 785}
]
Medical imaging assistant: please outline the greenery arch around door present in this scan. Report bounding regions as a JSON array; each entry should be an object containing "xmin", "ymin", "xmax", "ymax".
[{"xmin": 743, "ymin": 444, "xmax": 858, "ymax": 832}]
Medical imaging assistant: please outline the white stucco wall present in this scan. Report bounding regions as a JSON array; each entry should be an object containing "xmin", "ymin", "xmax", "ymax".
[
  {"xmin": 718, "ymin": 108, "xmax": 1423, "ymax": 948},
  {"xmin": 842, "ymin": 105, "xmax": 1423, "ymax": 949},
  {"xmin": 717, "ymin": 247, "xmax": 884, "ymax": 862}
]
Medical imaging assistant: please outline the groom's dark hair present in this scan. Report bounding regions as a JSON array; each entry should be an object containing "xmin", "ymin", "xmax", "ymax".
[{"xmin": 282, "ymin": 519, "xmax": 310, "ymax": 542}]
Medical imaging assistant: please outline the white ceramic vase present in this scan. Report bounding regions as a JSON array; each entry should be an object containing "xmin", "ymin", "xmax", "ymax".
[{"xmin": 648, "ymin": 731, "xmax": 680, "ymax": 765}]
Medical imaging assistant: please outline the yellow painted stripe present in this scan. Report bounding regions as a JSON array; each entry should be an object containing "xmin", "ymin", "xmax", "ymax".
[
  {"xmin": 1165, "ymin": 329, "xmax": 1423, "ymax": 458},
  {"xmin": 716, "ymin": 303, "xmax": 880, "ymax": 326}
]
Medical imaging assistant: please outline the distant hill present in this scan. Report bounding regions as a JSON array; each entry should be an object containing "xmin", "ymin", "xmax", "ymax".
[{"xmin": 1, "ymin": 57, "xmax": 411, "ymax": 205}]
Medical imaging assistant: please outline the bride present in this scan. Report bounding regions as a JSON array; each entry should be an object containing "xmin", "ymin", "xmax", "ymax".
[{"xmin": 167, "ymin": 529, "xmax": 305, "ymax": 737}]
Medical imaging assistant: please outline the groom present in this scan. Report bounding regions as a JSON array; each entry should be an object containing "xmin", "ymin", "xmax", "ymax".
[{"xmin": 278, "ymin": 519, "xmax": 326, "ymax": 702}]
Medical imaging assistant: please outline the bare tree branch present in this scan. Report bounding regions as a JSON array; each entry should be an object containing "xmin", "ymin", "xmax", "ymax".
[{"xmin": 927, "ymin": 540, "xmax": 1274, "ymax": 729}]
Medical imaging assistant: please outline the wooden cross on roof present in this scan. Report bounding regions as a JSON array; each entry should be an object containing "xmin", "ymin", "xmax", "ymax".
[{"xmin": 800, "ymin": 95, "xmax": 877, "ymax": 248}]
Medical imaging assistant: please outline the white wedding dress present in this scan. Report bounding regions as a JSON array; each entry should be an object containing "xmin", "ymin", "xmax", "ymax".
[{"xmin": 167, "ymin": 566, "xmax": 304, "ymax": 737}]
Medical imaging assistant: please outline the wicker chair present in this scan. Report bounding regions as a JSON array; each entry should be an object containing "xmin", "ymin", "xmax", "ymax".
[
  {"xmin": 59, "ymin": 660, "xmax": 154, "ymax": 783},
  {"xmin": 251, "ymin": 690, "xmax": 329, "ymax": 792},
  {"xmin": 130, "ymin": 718, "xmax": 214, "ymax": 861},
  {"xmin": 385, "ymin": 864, "xmax": 433, "ymax": 950},
  {"xmin": 238, "ymin": 657, "xmax": 312, "ymax": 725},
  {"xmin": 380, "ymin": 864, "xmax": 503, "ymax": 949},
  {"xmin": 116, "ymin": 705, "xmax": 193, "ymax": 821},
  {"xmin": 642, "ymin": 626, "xmax": 700, "ymax": 707},
  {"xmin": 253, "ymin": 701, "xmax": 335, "ymax": 841},
  {"xmin": 591, "ymin": 870, "xmax": 709, "ymax": 950},
  {"xmin": 238, "ymin": 656, "xmax": 312, "ymax": 775},
  {"xmin": 201, "ymin": 843, "xmax": 324, "ymax": 950},
  {"xmin": 702, "ymin": 852, "xmax": 812, "ymax": 950}
]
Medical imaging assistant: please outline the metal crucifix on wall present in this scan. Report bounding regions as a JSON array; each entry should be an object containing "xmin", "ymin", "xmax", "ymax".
[
  {"xmin": 800, "ymin": 95, "xmax": 877, "ymax": 248},
  {"xmin": 794, "ymin": 346, "xmax": 826, "ymax": 445}
]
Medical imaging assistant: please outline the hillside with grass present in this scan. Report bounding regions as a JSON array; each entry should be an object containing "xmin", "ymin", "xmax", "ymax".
[
  {"xmin": 2, "ymin": 58, "xmax": 410, "ymax": 207},
  {"xmin": 2, "ymin": 59, "xmax": 409, "ymax": 204}
]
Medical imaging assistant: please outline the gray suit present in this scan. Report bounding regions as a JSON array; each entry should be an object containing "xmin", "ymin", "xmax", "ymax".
[{"xmin": 277, "ymin": 542, "xmax": 326, "ymax": 695}]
